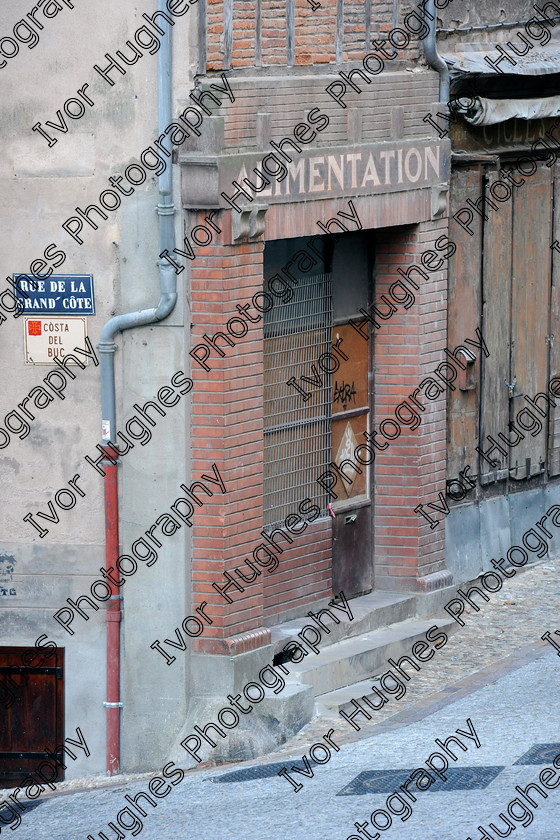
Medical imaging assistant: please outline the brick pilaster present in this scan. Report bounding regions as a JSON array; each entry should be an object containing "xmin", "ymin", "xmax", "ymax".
[
  {"xmin": 189, "ymin": 211, "xmax": 268, "ymax": 653},
  {"xmin": 373, "ymin": 220, "xmax": 449, "ymax": 591}
]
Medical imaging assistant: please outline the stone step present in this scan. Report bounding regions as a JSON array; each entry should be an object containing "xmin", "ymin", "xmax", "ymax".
[
  {"xmin": 270, "ymin": 591, "xmax": 418, "ymax": 655},
  {"xmin": 284, "ymin": 616, "xmax": 457, "ymax": 697}
]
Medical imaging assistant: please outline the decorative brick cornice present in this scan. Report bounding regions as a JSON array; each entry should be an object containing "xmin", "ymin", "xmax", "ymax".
[{"xmin": 194, "ymin": 626, "xmax": 271, "ymax": 655}]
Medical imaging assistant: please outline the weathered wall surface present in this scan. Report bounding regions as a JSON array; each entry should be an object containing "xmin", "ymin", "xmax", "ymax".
[
  {"xmin": 438, "ymin": 0, "xmax": 541, "ymax": 29},
  {"xmin": 0, "ymin": 0, "xmax": 197, "ymax": 775}
]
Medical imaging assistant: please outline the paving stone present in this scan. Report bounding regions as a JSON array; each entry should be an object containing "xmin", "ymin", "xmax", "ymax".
[
  {"xmin": 270, "ymin": 558, "xmax": 560, "ymax": 756},
  {"xmin": 8, "ymin": 559, "xmax": 560, "ymax": 840}
]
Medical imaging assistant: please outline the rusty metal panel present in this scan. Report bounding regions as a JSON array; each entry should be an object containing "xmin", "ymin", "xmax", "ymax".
[
  {"xmin": 510, "ymin": 164, "xmax": 553, "ymax": 480},
  {"xmin": 332, "ymin": 414, "xmax": 368, "ymax": 499},
  {"xmin": 549, "ymin": 163, "xmax": 560, "ymax": 476},
  {"xmin": 479, "ymin": 168, "xmax": 514, "ymax": 484},
  {"xmin": 447, "ymin": 166, "xmax": 483, "ymax": 480},
  {"xmin": 332, "ymin": 324, "xmax": 368, "ymax": 415},
  {"xmin": 331, "ymin": 323, "xmax": 369, "ymax": 502},
  {"xmin": 330, "ymin": 317, "xmax": 371, "ymax": 598},
  {"xmin": 332, "ymin": 504, "xmax": 372, "ymax": 597}
]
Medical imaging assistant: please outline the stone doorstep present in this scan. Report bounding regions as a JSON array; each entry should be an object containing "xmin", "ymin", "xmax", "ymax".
[
  {"xmin": 283, "ymin": 616, "xmax": 459, "ymax": 697},
  {"xmin": 270, "ymin": 591, "xmax": 418, "ymax": 655}
]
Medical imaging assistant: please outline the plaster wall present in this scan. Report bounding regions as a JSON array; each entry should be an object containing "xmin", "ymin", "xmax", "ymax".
[{"xmin": 0, "ymin": 0, "xmax": 197, "ymax": 776}]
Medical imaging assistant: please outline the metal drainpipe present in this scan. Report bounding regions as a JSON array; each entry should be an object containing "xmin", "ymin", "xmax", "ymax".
[
  {"xmin": 423, "ymin": 0, "xmax": 450, "ymax": 104},
  {"xmin": 98, "ymin": 0, "xmax": 177, "ymax": 776}
]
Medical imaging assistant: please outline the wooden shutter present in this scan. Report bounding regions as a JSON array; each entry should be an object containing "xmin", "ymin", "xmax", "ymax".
[
  {"xmin": 0, "ymin": 646, "xmax": 64, "ymax": 789},
  {"xmin": 447, "ymin": 165, "xmax": 484, "ymax": 481},
  {"xmin": 549, "ymin": 162, "xmax": 560, "ymax": 476},
  {"xmin": 509, "ymin": 163, "xmax": 552, "ymax": 480}
]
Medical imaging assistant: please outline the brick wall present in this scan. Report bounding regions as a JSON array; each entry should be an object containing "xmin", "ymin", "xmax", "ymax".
[
  {"xmin": 263, "ymin": 519, "xmax": 331, "ymax": 624},
  {"xmin": 262, "ymin": 0, "xmax": 288, "ymax": 65},
  {"xmin": 388, "ymin": 0, "xmax": 427, "ymax": 65},
  {"xmin": 234, "ymin": 0, "xmax": 258, "ymax": 67},
  {"xmin": 192, "ymin": 72, "xmax": 439, "ymax": 156},
  {"xmin": 188, "ymin": 211, "xmax": 269, "ymax": 654},
  {"xmin": 188, "ymin": 214, "xmax": 449, "ymax": 641},
  {"xmin": 203, "ymin": 0, "xmax": 427, "ymax": 70},
  {"xmin": 206, "ymin": 0, "xmax": 224, "ymax": 70},
  {"xmin": 189, "ymin": 212, "xmax": 335, "ymax": 650},
  {"xmin": 344, "ymin": 0, "xmax": 370, "ymax": 61},
  {"xmin": 296, "ymin": 0, "xmax": 336, "ymax": 65},
  {"xmin": 372, "ymin": 220, "xmax": 448, "ymax": 591}
]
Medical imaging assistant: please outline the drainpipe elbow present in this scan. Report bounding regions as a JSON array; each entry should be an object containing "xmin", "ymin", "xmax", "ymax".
[
  {"xmin": 153, "ymin": 262, "xmax": 178, "ymax": 321},
  {"xmin": 99, "ymin": 317, "xmax": 126, "ymax": 348},
  {"xmin": 154, "ymin": 291, "xmax": 178, "ymax": 322},
  {"xmin": 423, "ymin": 0, "xmax": 450, "ymax": 104}
]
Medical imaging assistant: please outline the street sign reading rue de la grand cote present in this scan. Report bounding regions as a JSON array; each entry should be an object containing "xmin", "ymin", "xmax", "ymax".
[{"xmin": 14, "ymin": 274, "xmax": 95, "ymax": 315}]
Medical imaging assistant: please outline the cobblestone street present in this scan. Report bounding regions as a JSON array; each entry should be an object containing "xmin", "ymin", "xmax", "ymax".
[
  {"xmin": 273, "ymin": 557, "xmax": 560, "ymax": 754},
  {"xmin": 6, "ymin": 558, "xmax": 559, "ymax": 840}
]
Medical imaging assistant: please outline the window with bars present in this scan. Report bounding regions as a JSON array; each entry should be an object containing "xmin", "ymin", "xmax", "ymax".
[{"xmin": 263, "ymin": 272, "xmax": 332, "ymax": 526}]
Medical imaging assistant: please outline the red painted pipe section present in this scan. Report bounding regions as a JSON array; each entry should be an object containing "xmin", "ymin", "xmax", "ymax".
[{"xmin": 103, "ymin": 448, "xmax": 121, "ymax": 775}]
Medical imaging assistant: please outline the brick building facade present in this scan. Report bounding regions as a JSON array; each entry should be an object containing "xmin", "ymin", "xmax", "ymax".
[
  {"xmin": 172, "ymin": 0, "xmax": 560, "ymax": 762},
  {"xmin": 3, "ymin": 0, "xmax": 560, "ymax": 781},
  {"xmin": 171, "ymin": 0, "xmax": 459, "ymax": 760}
]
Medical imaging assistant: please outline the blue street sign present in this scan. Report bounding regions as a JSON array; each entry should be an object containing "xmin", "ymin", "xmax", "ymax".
[{"xmin": 13, "ymin": 274, "xmax": 95, "ymax": 315}]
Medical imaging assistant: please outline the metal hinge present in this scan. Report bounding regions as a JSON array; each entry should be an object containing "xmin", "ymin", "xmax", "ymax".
[{"xmin": 505, "ymin": 377, "xmax": 517, "ymax": 398}]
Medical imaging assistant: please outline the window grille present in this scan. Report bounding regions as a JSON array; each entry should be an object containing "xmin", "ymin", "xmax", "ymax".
[{"xmin": 263, "ymin": 273, "xmax": 332, "ymax": 526}]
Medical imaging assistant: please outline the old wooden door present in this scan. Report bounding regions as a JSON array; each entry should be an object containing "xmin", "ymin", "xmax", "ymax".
[
  {"xmin": 331, "ymin": 321, "xmax": 373, "ymax": 595},
  {"xmin": 0, "ymin": 646, "xmax": 64, "ymax": 788},
  {"xmin": 448, "ymin": 159, "xmax": 559, "ymax": 486}
]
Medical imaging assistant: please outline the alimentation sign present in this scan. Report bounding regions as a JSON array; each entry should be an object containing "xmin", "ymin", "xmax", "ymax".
[
  {"xmin": 182, "ymin": 139, "xmax": 450, "ymax": 209},
  {"xmin": 14, "ymin": 274, "xmax": 95, "ymax": 314}
]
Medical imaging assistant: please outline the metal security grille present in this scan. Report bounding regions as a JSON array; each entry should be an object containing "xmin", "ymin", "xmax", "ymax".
[
  {"xmin": 263, "ymin": 273, "xmax": 332, "ymax": 526},
  {"xmin": 336, "ymin": 767, "xmax": 505, "ymax": 795},
  {"xmin": 514, "ymin": 744, "xmax": 560, "ymax": 765}
]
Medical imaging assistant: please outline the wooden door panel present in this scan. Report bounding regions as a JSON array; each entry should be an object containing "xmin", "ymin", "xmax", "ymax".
[
  {"xmin": 450, "ymin": 162, "xmax": 556, "ymax": 486},
  {"xmin": 549, "ymin": 163, "xmax": 560, "ymax": 476},
  {"xmin": 480, "ymin": 169, "xmax": 513, "ymax": 482},
  {"xmin": 447, "ymin": 166, "xmax": 484, "ymax": 479},
  {"xmin": 332, "ymin": 505, "xmax": 372, "ymax": 596},
  {"xmin": 510, "ymin": 164, "xmax": 552, "ymax": 479},
  {"xmin": 0, "ymin": 647, "xmax": 64, "ymax": 788},
  {"xmin": 331, "ymin": 320, "xmax": 371, "ymax": 597}
]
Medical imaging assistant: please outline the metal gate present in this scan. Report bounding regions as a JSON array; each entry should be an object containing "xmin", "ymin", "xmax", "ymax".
[{"xmin": 263, "ymin": 273, "xmax": 332, "ymax": 525}]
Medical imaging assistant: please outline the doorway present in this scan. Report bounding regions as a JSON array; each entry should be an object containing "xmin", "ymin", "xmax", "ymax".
[
  {"xmin": 0, "ymin": 646, "xmax": 64, "ymax": 788},
  {"xmin": 263, "ymin": 230, "xmax": 375, "ymax": 600},
  {"xmin": 330, "ymin": 231, "xmax": 374, "ymax": 597},
  {"xmin": 447, "ymin": 160, "xmax": 560, "ymax": 486}
]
